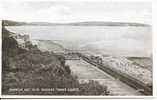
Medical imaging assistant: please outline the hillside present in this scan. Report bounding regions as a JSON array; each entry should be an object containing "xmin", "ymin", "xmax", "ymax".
[{"xmin": 2, "ymin": 25, "xmax": 109, "ymax": 95}]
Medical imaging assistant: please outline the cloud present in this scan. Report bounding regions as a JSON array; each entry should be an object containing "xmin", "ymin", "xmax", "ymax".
[
  {"xmin": 36, "ymin": 5, "xmax": 71, "ymax": 17},
  {"xmin": 1, "ymin": 1, "xmax": 151, "ymax": 24}
]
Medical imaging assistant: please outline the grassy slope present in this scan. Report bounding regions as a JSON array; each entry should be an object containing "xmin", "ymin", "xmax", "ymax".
[{"xmin": 2, "ymin": 24, "xmax": 109, "ymax": 95}]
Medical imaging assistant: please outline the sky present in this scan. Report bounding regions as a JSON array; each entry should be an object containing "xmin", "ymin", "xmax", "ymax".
[{"xmin": 1, "ymin": 0, "xmax": 152, "ymax": 24}]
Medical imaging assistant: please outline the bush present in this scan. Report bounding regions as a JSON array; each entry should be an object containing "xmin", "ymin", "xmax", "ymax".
[{"xmin": 79, "ymin": 80, "xmax": 110, "ymax": 95}]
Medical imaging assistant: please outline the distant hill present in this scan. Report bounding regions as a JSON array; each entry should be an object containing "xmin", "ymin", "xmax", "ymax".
[
  {"xmin": 2, "ymin": 20, "xmax": 150, "ymax": 27},
  {"xmin": 66, "ymin": 21, "xmax": 150, "ymax": 27},
  {"xmin": 2, "ymin": 20, "xmax": 27, "ymax": 26}
]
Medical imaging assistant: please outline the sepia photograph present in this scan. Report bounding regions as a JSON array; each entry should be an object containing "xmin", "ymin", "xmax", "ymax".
[{"xmin": 1, "ymin": 0, "xmax": 153, "ymax": 96}]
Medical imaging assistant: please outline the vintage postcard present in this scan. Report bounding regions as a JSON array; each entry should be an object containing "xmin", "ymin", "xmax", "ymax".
[{"xmin": 1, "ymin": 0, "xmax": 153, "ymax": 98}]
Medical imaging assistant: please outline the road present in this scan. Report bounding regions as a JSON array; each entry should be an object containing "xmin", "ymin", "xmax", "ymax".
[{"xmin": 66, "ymin": 59, "xmax": 142, "ymax": 96}]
